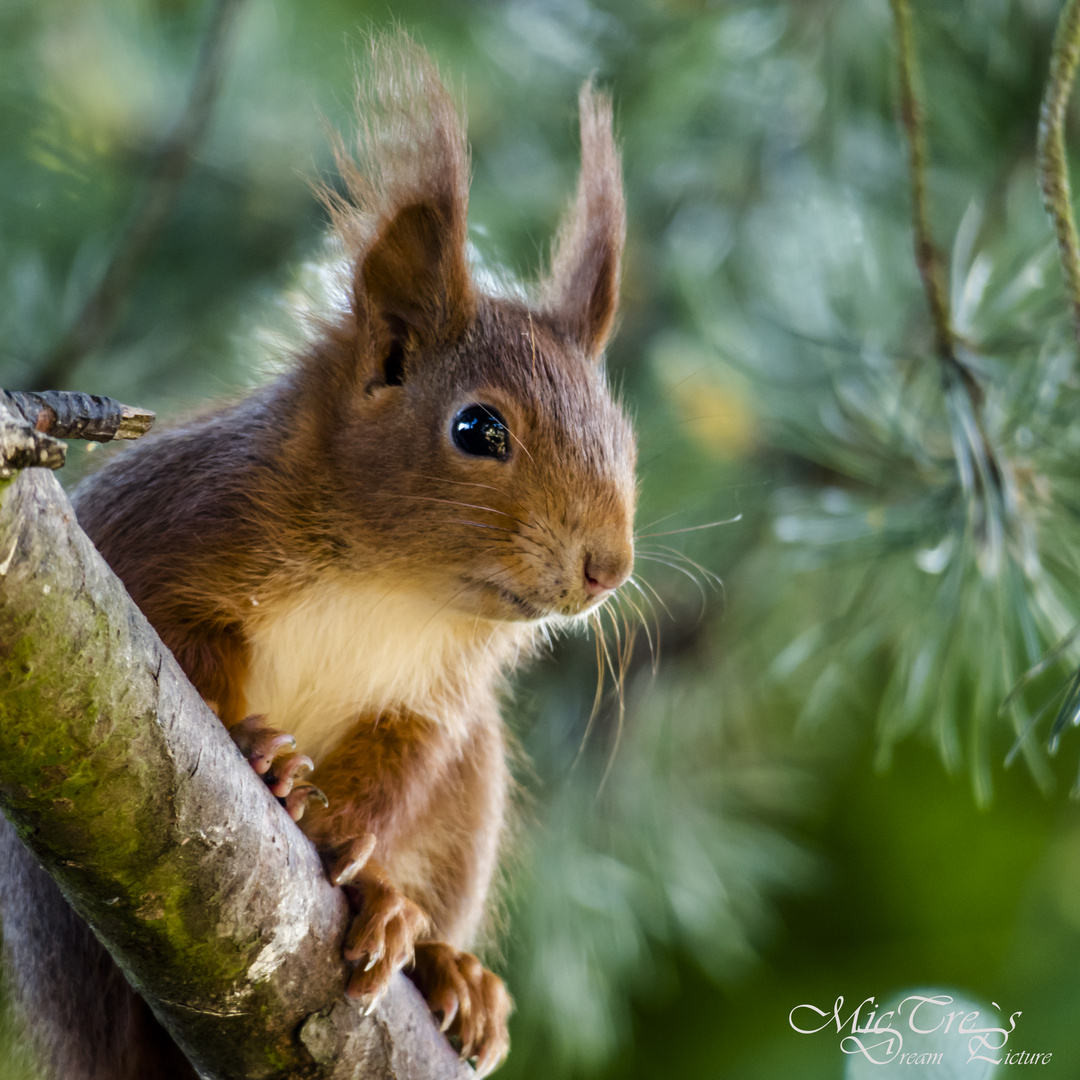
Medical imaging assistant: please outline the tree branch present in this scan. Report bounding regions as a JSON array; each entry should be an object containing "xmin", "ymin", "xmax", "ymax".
[
  {"xmin": 889, "ymin": 0, "xmax": 987, "ymax": 407},
  {"xmin": 889, "ymin": 2, "xmax": 952, "ymax": 358},
  {"xmin": 1038, "ymin": 0, "xmax": 1080, "ymax": 348},
  {"xmin": 0, "ymin": 398, "xmax": 469, "ymax": 1079},
  {"xmin": 32, "ymin": 0, "xmax": 248, "ymax": 390},
  {"xmin": 0, "ymin": 410, "xmax": 66, "ymax": 479},
  {"xmin": 888, "ymin": 0, "xmax": 1009, "ymax": 510},
  {"xmin": 3, "ymin": 390, "xmax": 154, "ymax": 442},
  {"xmin": 0, "ymin": 389, "xmax": 154, "ymax": 477}
]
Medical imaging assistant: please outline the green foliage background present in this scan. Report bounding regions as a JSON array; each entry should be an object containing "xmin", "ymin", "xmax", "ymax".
[{"xmin": 6, "ymin": 0, "xmax": 1080, "ymax": 1076}]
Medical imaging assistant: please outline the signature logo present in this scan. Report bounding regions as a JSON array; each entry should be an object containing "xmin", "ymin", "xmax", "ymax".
[{"xmin": 788, "ymin": 993, "xmax": 1042, "ymax": 1067}]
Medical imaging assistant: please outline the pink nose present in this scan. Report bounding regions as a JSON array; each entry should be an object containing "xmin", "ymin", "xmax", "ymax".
[{"xmin": 583, "ymin": 552, "xmax": 631, "ymax": 596}]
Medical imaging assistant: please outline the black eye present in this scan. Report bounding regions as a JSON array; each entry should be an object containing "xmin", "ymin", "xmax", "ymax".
[{"xmin": 452, "ymin": 404, "xmax": 510, "ymax": 461}]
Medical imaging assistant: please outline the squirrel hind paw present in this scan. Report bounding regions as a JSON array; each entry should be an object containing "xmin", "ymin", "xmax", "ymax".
[
  {"xmin": 409, "ymin": 942, "xmax": 512, "ymax": 1077},
  {"xmin": 327, "ymin": 834, "xmax": 378, "ymax": 886},
  {"xmin": 342, "ymin": 875, "xmax": 429, "ymax": 1007}
]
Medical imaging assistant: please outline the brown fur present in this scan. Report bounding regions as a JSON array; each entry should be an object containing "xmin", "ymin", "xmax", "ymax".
[{"xmin": 0, "ymin": 34, "xmax": 634, "ymax": 1079}]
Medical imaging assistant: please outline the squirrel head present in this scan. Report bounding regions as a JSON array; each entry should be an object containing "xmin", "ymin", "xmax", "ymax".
[{"xmin": 301, "ymin": 37, "xmax": 635, "ymax": 626}]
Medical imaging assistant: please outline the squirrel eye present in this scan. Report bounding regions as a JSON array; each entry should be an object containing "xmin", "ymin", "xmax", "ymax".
[{"xmin": 451, "ymin": 404, "xmax": 510, "ymax": 461}]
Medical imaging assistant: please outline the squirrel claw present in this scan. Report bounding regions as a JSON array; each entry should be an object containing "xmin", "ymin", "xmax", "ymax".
[
  {"xmin": 284, "ymin": 784, "xmax": 327, "ymax": 822},
  {"xmin": 350, "ymin": 988, "xmax": 385, "ymax": 1017},
  {"xmin": 229, "ymin": 715, "xmax": 296, "ymax": 776},
  {"xmin": 229, "ymin": 716, "xmax": 320, "ymax": 820},
  {"xmin": 267, "ymin": 753, "xmax": 314, "ymax": 797},
  {"xmin": 409, "ymin": 942, "xmax": 512, "ymax": 1078},
  {"xmin": 328, "ymin": 834, "xmax": 378, "ymax": 887},
  {"xmin": 341, "ymin": 873, "xmax": 429, "ymax": 1005}
]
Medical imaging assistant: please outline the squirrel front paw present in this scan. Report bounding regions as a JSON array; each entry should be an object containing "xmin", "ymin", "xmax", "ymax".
[
  {"xmin": 228, "ymin": 714, "xmax": 327, "ymax": 821},
  {"xmin": 409, "ymin": 942, "xmax": 512, "ymax": 1078}
]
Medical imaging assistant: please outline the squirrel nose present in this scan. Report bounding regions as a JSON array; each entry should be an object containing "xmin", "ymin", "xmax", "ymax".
[{"xmin": 583, "ymin": 549, "xmax": 632, "ymax": 596}]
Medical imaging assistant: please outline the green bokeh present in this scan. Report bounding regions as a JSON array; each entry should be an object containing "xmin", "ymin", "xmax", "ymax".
[{"xmin": 5, "ymin": 0, "xmax": 1080, "ymax": 1077}]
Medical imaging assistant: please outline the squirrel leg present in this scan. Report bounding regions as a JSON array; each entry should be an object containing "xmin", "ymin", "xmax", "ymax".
[
  {"xmin": 296, "ymin": 711, "xmax": 457, "ymax": 1010},
  {"xmin": 297, "ymin": 709, "xmax": 509, "ymax": 1056},
  {"xmin": 409, "ymin": 942, "xmax": 512, "ymax": 1079},
  {"xmin": 227, "ymin": 714, "xmax": 327, "ymax": 821}
]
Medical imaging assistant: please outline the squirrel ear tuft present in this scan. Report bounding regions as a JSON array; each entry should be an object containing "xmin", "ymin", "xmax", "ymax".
[
  {"xmin": 541, "ymin": 83, "xmax": 626, "ymax": 359},
  {"xmin": 324, "ymin": 34, "xmax": 474, "ymax": 359}
]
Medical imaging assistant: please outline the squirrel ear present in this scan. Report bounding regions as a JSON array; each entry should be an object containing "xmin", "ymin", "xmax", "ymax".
[
  {"xmin": 542, "ymin": 83, "xmax": 626, "ymax": 359},
  {"xmin": 361, "ymin": 197, "xmax": 473, "ymax": 345},
  {"xmin": 324, "ymin": 35, "xmax": 474, "ymax": 365}
]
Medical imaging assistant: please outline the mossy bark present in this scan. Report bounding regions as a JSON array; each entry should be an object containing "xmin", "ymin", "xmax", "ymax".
[{"xmin": 0, "ymin": 454, "xmax": 467, "ymax": 1078}]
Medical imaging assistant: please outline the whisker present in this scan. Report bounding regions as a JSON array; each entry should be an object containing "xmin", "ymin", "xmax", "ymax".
[
  {"xmin": 613, "ymin": 601, "xmax": 637, "ymax": 704},
  {"xmin": 636, "ymin": 514, "xmax": 742, "ymax": 538},
  {"xmin": 451, "ymin": 520, "xmax": 515, "ymax": 534},
  {"xmin": 634, "ymin": 552, "xmax": 701, "ymax": 579},
  {"xmin": 630, "ymin": 573, "xmax": 673, "ymax": 623},
  {"xmin": 628, "ymin": 578, "xmax": 662, "ymax": 644},
  {"xmin": 397, "ymin": 473, "xmax": 559, "ymax": 539},
  {"xmin": 635, "ymin": 554, "xmax": 708, "ymax": 617},
  {"xmin": 616, "ymin": 603, "xmax": 634, "ymax": 687},
  {"xmin": 603, "ymin": 601, "xmax": 625, "ymax": 700},
  {"xmin": 477, "ymin": 404, "xmax": 534, "ymax": 463},
  {"xmin": 635, "ymin": 509, "xmax": 685, "ymax": 533},
  {"xmin": 527, "ymin": 508, "xmax": 553, "ymax": 537},
  {"xmin": 573, "ymin": 614, "xmax": 607, "ymax": 769},
  {"xmin": 402, "ymin": 472, "xmax": 517, "ymax": 501},
  {"xmin": 414, "ymin": 562, "xmax": 527, "ymax": 637},
  {"xmin": 394, "ymin": 494, "xmax": 532, "ymax": 529},
  {"xmin": 595, "ymin": 605, "xmax": 626, "ymax": 796},
  {"xmin": 527, "ymin": 307, "xmax": 537, "ymax": 378},
  {"xmin": 514, "ymin": 533, "xmax": 553, "ymax": 555},
  {"xmin": 649, "ymin": 544, "xmax": 725, "ymax": 591},
  {"xmin": 617, "ymin": 589, "xmax": 656, "ymax": 672}
]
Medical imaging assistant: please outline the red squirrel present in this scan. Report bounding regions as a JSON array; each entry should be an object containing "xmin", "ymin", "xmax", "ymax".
[{"xmin": 0, "ymin": 36, "xmax": 635, "ymax": 1080}]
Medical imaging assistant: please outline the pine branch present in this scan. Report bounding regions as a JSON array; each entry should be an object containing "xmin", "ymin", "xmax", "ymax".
[
  {"xmin": 31, "ymin": 0, "xmax": 247, "ymax": 390},
  {"xmin": 1038, "ymin": 0, "xmax": 1080, "ymax": 347},
  {"xmin": 888, "ymin": 0, "xmax": 985, "ymax": 401},
  {"xmin": 889, "ymin": 3, "xmax": 952, "ymax": 357},
  {"xmin": 889, "ymin": 0, "xmax": 1001, "ymax": 490},
  {"xmin": 0, "ymin": 396, "xmax": 469, "ymax": 1079}
]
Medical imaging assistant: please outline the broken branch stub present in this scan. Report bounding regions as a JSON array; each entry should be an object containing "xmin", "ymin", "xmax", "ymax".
[{"xmin": 2, "ymin": 389, "xmax": 155, "ymax": 443}]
